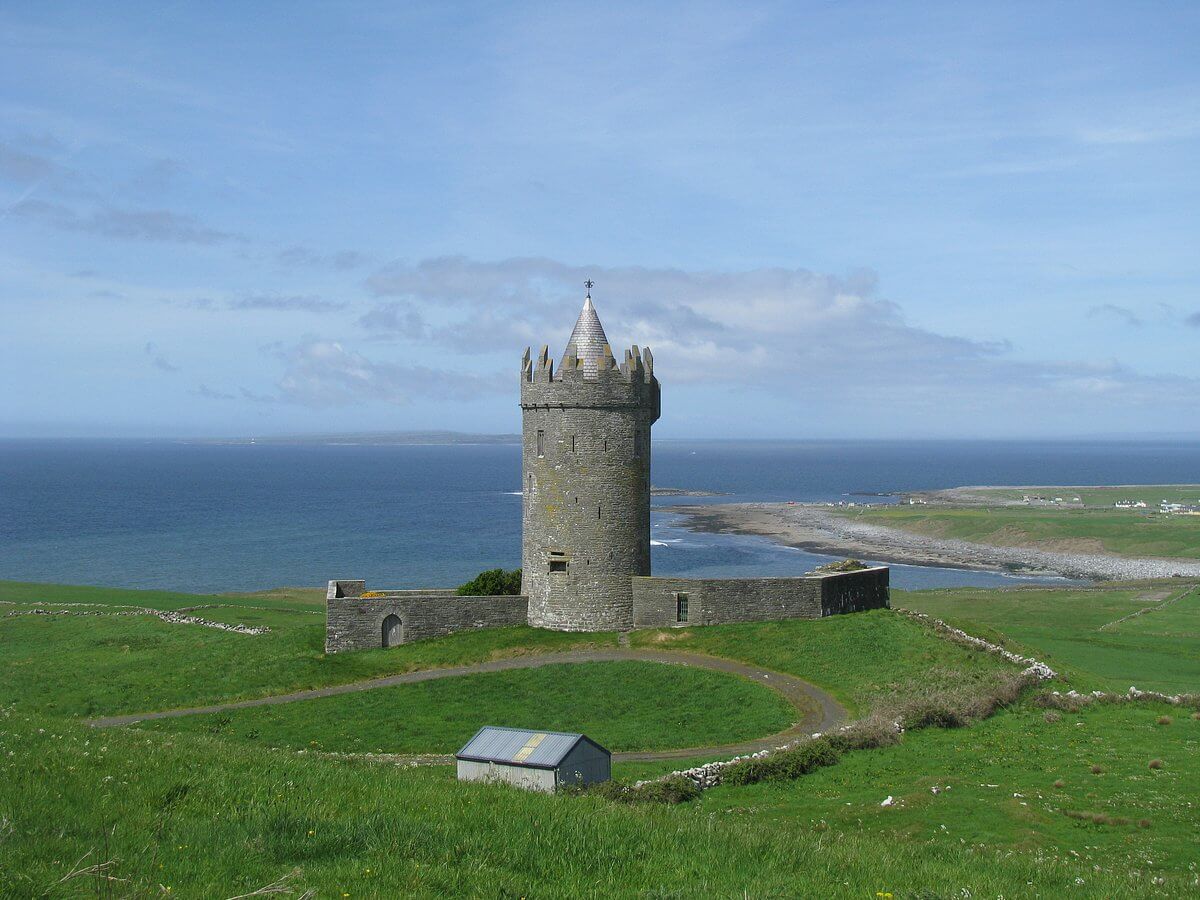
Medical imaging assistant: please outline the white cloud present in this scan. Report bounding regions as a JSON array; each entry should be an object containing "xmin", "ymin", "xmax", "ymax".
[
  {"xmin": 265, "ymin": 338, "xmax": 506, "ymax": 408},
  {"xmin": 358, "ymin": 256, "xmax": 1200, "ymax": 426}
]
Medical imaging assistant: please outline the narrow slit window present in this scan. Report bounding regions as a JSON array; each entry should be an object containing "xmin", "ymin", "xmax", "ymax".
[
  {"xmin": 676, "ymin": 593, "xmax": 689, "ymax": 623},
  {"xmin": 603, "ymin": 438, "xmax": 608, "ymax": 452},
  {"xmin": 571, "ymin": 434, "xmax": 576, "ymax": 452},
  {"xmin": 536, "ymin": 430, "xmax": 545, "ymax": 457},
  {"xmin": 597, "ymin": 504, "xmax": 602, "ymax": 520}
]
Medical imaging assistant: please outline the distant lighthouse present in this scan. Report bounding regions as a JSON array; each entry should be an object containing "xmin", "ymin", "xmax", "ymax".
[{"xmin": 519, "ymin": 285, "xmax": 660, "ymax": 631}]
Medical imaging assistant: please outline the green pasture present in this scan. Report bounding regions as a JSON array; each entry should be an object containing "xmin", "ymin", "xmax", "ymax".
[
  {"xmin": 3, "ymin": 579, "xmax": 1200, "ymax": 895},
  {"xmin": 629, "ymin": 607, "xmax": 1014, "ymax": 714},
  {"xmin": 701, "ymin": 701, "xmax": 1200, "ymax": 888},
  {"xmin": 137, "ymin": 661, "xmax": 795, "ymax": 754},
  {"xmin": 960, "ymin": 484, "xmax": 1200, "ymax": 507},
  {"xmin": 0, "ymin": 581, "xmax": 616, "ymax": 718},
  {"xmin": 843, "ymin": 504, "xmax": 1200, "ymax": 558},
  {"xmin": 0, "ymin": 708, "xmax": 1158, "ymax": 898},
  {"xmin": 899, "ymin": 583, "xmax": 1200, "ymax": 694}
]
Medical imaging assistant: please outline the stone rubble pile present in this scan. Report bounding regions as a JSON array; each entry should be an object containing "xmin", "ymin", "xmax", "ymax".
[
  {"xmin": 894, "ymin": 608, "xmax": 1058, "ymax": 681},
  {"xmin": 1049, "ymin": 686, "xmax": 1200, "ymax": 707},
  {"xmin": 4, "ymin": 606, "xmax": 269, "ymax": 635}
]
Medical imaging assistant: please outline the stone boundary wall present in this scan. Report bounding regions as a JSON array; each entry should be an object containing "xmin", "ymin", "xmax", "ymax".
[
  {"xmin": 325, "ymin": 581, "xmax": 528, "ymax": 653},
  {"xmin": 639, "ymin": 604, "xmax": 1057, "ymax": 793},
  {"xmin": 631, "ymin": 566, "xmax": 889, "ymax": 628}
]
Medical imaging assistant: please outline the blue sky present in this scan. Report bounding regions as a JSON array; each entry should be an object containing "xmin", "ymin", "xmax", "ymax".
[{"xmin": 2, "ymin": 1, "xmax": 1197, "ymax": 438}]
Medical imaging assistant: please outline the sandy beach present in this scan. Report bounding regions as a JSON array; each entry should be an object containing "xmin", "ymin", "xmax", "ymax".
[{"xmin": 671, "ymin": 502, "xmax": 1200, "ymax": 581}]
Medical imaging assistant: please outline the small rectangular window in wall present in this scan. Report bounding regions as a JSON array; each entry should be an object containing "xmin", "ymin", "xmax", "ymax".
[
  {"xmin": 549, "ymin": 559, "xmax": 567, "ymax": 573},
  {"xmin": 676, "ymin": 593, "xmax": 689, "ymax": 623},
  {"xmin": 537, "ymin": 430, "xmax": 545, "ymax": 457}
]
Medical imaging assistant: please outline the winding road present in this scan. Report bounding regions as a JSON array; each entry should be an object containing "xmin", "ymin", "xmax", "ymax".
[{"xmin": 87, "ymin": 648, "xmax": 847, "ymax": 763}]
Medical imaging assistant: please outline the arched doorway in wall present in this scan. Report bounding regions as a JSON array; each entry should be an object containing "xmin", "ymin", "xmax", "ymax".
[{"xmin": 381, "ymin": 614, "xmax": 403, "ymax": 648}]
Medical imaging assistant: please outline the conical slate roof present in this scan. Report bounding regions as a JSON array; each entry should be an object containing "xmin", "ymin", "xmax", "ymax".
[{"xmin": 562, "ymin": 294, "xmax": 610, "ymax": 378}]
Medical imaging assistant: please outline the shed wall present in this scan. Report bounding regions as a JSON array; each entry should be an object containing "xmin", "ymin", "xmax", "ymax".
[
  {"xmin": 456, "ymin": 760, "xmax": 557, "ymax": 793},
  {"xmin": 556, "ymin": 742, "xmax": 612, "ymax": 787}
]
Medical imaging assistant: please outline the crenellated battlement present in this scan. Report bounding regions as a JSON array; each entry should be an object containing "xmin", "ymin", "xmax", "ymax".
[{"xmin": 521, "ymin": 343, "xmax": 655, "ymax": 386}]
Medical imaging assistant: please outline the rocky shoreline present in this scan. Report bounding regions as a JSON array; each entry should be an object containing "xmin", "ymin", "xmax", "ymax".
[{"xmin": 671, "ymin": 502, "xmax": 1200, "ymax": 581}]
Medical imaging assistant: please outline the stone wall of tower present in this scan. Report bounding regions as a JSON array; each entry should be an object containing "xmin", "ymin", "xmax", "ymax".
[{"xmin": 520, "ymin": 346, "xmax": 660, "ymax": 631}]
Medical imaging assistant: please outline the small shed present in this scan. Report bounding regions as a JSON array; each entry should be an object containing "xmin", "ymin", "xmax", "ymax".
[{"xmin": 455, "ymin": 726, "xmax": 611, "ymax": 793}]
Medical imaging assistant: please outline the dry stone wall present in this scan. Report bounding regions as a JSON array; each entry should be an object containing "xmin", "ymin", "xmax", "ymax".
[{"xmin": 324, "ymin": 581, "xmax": 528, "ymax": 653}]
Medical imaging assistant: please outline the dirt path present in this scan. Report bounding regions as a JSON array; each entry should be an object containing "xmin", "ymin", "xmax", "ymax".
[{"xmin": 86, "ymin": 649, "xmax": 846, "ymax": 763}]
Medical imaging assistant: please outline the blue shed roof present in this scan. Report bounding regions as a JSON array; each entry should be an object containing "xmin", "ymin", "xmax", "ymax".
[{"xmin": 456, "ymin": 726, "xmax": 609, "ymax": 769}]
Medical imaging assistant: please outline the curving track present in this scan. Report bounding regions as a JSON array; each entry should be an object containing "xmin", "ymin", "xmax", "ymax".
[{"xmin": 87, "ymin": 649, "xmax": 847, "ymax": 763}]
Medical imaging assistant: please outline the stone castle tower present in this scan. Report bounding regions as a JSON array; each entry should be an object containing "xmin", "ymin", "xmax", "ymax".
[{"xmin": 520, "ymin": 289, "xmax": 660, "ymax": 631}]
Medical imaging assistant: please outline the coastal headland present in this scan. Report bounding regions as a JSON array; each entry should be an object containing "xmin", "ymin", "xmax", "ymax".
[{"xmin": 672, "ymin": 486, "xmax": 1200, "ymax": 581}]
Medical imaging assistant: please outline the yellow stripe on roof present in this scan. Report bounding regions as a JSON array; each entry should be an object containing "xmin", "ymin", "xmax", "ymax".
[{"xmin": 512, "ymin": 732, "xmax": 548, "ymax": 763}]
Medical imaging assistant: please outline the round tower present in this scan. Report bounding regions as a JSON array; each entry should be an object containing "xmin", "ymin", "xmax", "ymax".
[{"xmin": 520, "ymin": 290, "xmax": 660, "ymax": 631}]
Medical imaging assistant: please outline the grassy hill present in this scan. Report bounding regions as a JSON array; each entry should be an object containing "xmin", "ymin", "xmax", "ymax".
[{"xmin": 1, "ymin": 579, "xmax": 1198, "ymax": 896}]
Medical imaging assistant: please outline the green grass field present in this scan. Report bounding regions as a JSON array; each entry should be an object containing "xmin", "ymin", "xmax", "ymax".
[
  {"xmin": 0, "ymin": 581, "xmax": 617, "ymax": 718},
  {"xmin": 842, "ymin": 504, "xmax": 1200, "ymax": 558},
  {"xmin": 3, "ymin": 579, "xmax": 1199, "ymax": 896},
  {"xmin": 2, "ymin": 706, "xmax": 1158, "ymax": 898},
  {"xmin": 629, "ymin": 607, "xmax": 1014, "ymax": 714},
  {"xmin": 898, "ymin": 584, "xmax": 1200, "ymax": 694},
  {"xmin": 959, "ymin": 484, "xmax": 1200, "ymax": 507},
  {"xmin": 699, "ymin": 701, "xmax": 1200, "ymax": 885},
  {"xmin": 137, "ymin": 661, "xmax": 796, "ymax": 754}
]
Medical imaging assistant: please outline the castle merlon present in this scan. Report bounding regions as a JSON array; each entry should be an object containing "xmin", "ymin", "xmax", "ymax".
[
  {"xmin": 522, "ymin": 345, "xmax": 656, "ymax": 385},
  {"xmin": 521, "ymin": 293, "xmax": 657, "ymax": 385}
]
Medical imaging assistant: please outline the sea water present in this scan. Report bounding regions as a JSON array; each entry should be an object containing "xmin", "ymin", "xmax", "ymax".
[{"xmin": 1, "ymin": 438, "xmax": 1197, "ymax": 594}]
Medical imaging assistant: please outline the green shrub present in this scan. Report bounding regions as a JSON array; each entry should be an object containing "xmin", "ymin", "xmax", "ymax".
[
  {"xmin": 583, "ymin": 775, "xmax": 700, "ymax": 805},
  {"xmin": 825, "ymin": 715, "xmax": 901, "ymax": 752},
  {"xmin": 900, "ymin": 698, "xmax": 970, "ymax": 730},
  {"xmin": 457, "ymin": 568, "xmax": 522, "ymax": 596},
  {"xmin": 722, "ymin": 737, "xmax": 841, "ymax": 786}
]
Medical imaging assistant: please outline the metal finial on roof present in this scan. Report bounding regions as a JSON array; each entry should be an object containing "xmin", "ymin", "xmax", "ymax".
[{"xmin": 584, "ymin": 278, "xmax": 594, "ymax": 298}]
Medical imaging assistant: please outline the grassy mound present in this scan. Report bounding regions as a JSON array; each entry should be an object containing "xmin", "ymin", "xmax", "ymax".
[
  {"xmin": 630, "ymin": 608, "xmax": 1015, "ymax": 714},
  {"xmin": 137, "ymin": 660, "xmax": 796, "ymax": 754}
]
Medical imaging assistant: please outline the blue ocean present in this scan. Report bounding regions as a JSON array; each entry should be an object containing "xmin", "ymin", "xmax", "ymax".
[{"xmin": 2, "ymin": 439, "xmax": 1197, "ymax": 594}]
